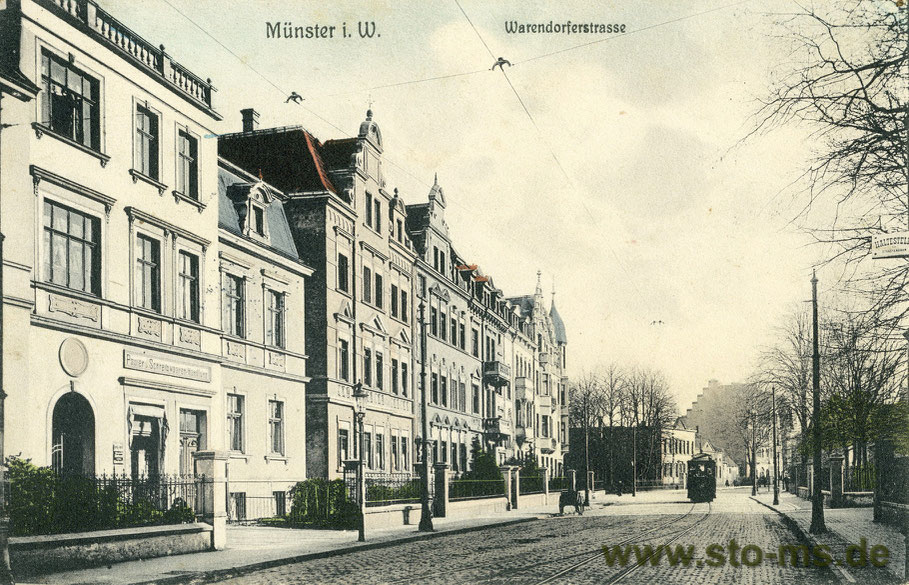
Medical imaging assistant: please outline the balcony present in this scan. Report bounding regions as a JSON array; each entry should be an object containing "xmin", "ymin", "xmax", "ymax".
[
  {"xmin": 539, "ymin": 352, "xmax": 550, "ymax": 366},
  {"xmin": 482, "ymin": 417, "xmax": 502, "ymax": 435},
  {"xmin": 40, "ymin": 0, "xmax": 217, "ymax": 115},
  {"xmin": 483, "ymin": 361, "xmax": 511, "ymax": 386},
  {"xmin": 541, "ymin": 438, "xmax": 557, "ymax": 454},
  {"xmin": 514, "ymin": 376, "xmax": 529, "ymax": 400}
]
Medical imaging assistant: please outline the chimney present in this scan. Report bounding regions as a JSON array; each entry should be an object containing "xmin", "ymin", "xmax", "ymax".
[{"xmin": 240, "ymin": 108, "xmax": 260, "ymax": 133}]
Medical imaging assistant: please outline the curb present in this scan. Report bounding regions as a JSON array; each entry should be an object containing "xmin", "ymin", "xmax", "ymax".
[
  {"xmin": 130, "ymin": 515, "xmax": 544, "ymax": 585},
  {"xmin": 749, "ymin": 496, "xmax": 847, "ymax": 584}
]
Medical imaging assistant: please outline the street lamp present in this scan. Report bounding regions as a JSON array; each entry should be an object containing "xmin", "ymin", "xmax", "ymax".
[
  {"xmin": 750, "ymin": 408, "xmax": 757, "ymax": 497},
  {"xmin": 417, "ymin": 300, "xmax": 434, "ymax": 532},
  {"xmin": 352, "ymin": 382, "xmax": 368, "ymax": 542},
  {"xmin": 772, "ymin": 386, "xmax": 779, "ymax": 506}
]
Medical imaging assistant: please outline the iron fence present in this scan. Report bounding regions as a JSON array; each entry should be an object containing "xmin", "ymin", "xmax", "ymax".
[
  {"xmin": 365, "ymin": 472, "xmax": 422, "ymax": 506},
  {"xmin": 549, "ymin": 476, "xmax": 568, "ymax": 492},
  {"xmin": 844, "ymin": 465, "xmax": 875, "ymax": 492},
  {"xmin": 8, "ymin": 468, "xmax": 201, "ymax": 536},
  {"xmin": 519, "ymin": 474, "xmax": 545, "ymax": 495},
  {"xmin": 449, "ymin": 479, "xmax": 505, "ymax": 501},
  {"xmin": 879, "ymin": 457, "xmax": 909, "ymax": 505}
]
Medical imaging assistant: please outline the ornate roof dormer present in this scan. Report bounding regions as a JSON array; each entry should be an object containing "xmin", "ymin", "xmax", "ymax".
[
  {"xmin": 428, "ymin": 173, "xmax": 446, "ymax": 209},
  {"xmin": 357, "ymin": 109, "xmax": 383, "ymax": 153},
  {"xmin": 226, "ymin": 181, "xmax": 275, "ymax": 241}
]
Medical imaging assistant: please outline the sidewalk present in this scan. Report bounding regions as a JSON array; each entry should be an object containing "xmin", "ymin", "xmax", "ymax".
[
  {"xmin": 752, "ymin": 491, "xmax": 907, "ymax": 584},
  {"xmin": 20, "ymin": 505, "xmax": 555, "ymax": 585}
]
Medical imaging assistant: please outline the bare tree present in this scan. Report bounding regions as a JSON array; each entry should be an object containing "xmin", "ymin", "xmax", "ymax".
[
  {"xmin": 731, "ymin": 384, "xmax": 774, "ymax": 496},
  {"xmin": 754, "ymin": 1, "xmax": 908, "ymax": 317}
]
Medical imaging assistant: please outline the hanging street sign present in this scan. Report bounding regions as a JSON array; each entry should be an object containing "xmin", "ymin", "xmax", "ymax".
[{"xmin": 871, "ymin": 232, "xmax": 909, "ymax": 259}]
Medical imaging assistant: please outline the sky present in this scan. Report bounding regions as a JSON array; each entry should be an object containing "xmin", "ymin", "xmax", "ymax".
[{"xmin": 98, "ymin": 0, "xmax": 841, "ymax": 411}]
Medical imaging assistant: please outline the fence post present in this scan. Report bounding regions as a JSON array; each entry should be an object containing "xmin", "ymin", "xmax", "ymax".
[
  {"xmin": 193, "ymin": 451, "xmax": 229, "ymax": 550},
  {"xmin": 567, "ymin": 469, "xmax": 577, "ymax": 493},
  {"xmin": 587, "ymin": 471, "xmax": 595, "ymax": 499},
  {"xmin": 433, "ymin": 463, "xmax": 449, "ymax": 518},
  {"xmin": 543, "ymin": 467, "xmax": 550, "ymax": 502},
  {"xmin": 513, "ymin": 468, "xmax": 521, "ymax": 509},
  {"xmin": 829, "ymin": 453, "xmax": 844, "ymax": 508},
  {"xmin": 500, "ymin": 465, "xmax": 516, "ymax": 511}
]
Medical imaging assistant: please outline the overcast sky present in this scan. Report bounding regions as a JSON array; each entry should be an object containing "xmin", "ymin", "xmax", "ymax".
[{"xmin": 99, "ymin": 0, "xmax": 841, "ymax": 410}]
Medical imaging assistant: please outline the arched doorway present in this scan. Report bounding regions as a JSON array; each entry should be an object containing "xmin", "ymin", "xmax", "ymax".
[{"xmin": 51, "ymin": 392, "xmax": 95, "ymax": 475}]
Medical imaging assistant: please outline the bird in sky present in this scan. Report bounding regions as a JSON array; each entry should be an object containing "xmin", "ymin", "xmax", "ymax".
[
  {"xmin": 285, "ymin": 92, "xmax": 304, "ymax": 104},
  {"xmin": 650, "ymin": 320, "xmax": 665, "ymax": 326},
  {"xmin": 490, "ymin": 57, "xmax": 512, "ymax": 71}
]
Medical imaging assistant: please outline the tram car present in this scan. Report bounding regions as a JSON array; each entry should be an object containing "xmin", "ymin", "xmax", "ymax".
[{"xmin": 687, "ymin": 453, "xmax": 716, "ymax": 503}]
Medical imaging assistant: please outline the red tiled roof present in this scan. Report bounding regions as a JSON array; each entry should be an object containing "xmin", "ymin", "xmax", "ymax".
[{"xmin": 302, "ymin": 131, "xmax": 338, "ymax": 194}]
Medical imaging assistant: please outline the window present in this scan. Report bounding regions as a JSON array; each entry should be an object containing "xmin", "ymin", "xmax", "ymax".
[
  {"xmin": 177, "ymin": 130, "xmax": 198, "ymax": 200},
  {"xmin": 42, "ymin": 199, "xmax": 101, "ymax": 294},
  {"xmin": 136, "ymin": 234, "xmax": 161, "ymax": 312},
  {"xmin": 396, "ymin": 219, "xmax": 403, "ymax": 242},
  {"xmin": 459, "ymin": 323, "xmax": 465, "ymax": 350},
  {"xmin": 376, "ymin": 433, "xmax": 385, "ymax": 470},
  {"xmin": 338, "ymin": 428, "xmax": 349, "ymax": 467},
  {"xmin": 363, "ymin": 266, "xmax": 372, "ymax": 303},
  {"xmin": 391, "ymin": 284, "xmax": 399, "ymax": 318},
  {"xmin": 40, "ymin": 50, "xmax": 100, "ymax": 150},
  {"xmin": 431, "ymin": 373, "xmax": 438, "ymax": 404},
  {"xmin": 401, "ymin": 437, "xmax": 408, "ymax": 470},
  {"xmin": 178, "ymin": 251, "xmax": 199, "ymax": 322},
  {"xmin": 265, "ymin": 290, "xmax": 286, "ymax": 348},
  {"xmin": 439, "ymin": 309, "xmax": 447, "ymax": 341},
  {"xmin": 274, "ymin": 492, "xmax": 287, "ymax": 517},
  {"xmin": 338, "ymin": 253, "xmax": 349, "ymax": 292},
  {"xmin": 460, "ymin": 444, "xmax": 467, "ymax": 472},
  {"xmin": 391, "ymin": 359, "xmax": 399, "ymax": 394},
  {"xmin": 451, "ymin": 443, "xmax": 458, "ymax": 472},
  {"xmin": 374, "ymin": 273, "xmax": 383, "ymax": 308},
  {"xmin": 364, "ymin": 349, "xmax": 372, "ymax": 387},
  {"xmin": 135, "ymin": 105, "xmax": 159, "ymax": 178},
  {"xmin": 251, "ymin": 206, "xmax": 265, "ymax": 236},
  {"xmin": 376, "ymin": 352, "xmax": 384, "ymax": 390},
  {"xmin": 268, "ymin": 400, "xmax": 284, "ymax": 455},
  {"xmin": 471, "ymin": 329, "xmax": 479, "ymax": 357},
  {"xmin": 401, "ymin": 363, "xmax": 409, "ymax": 397},
  {"xmin": 433, "ymin": 247, "xmax": 439, "ymax": 271},
  {"xmin": 374, "ymin": 199, "xmax": 381, "ymax": 232},
  {"xmin": 224, "ymin": 274, "xmax": 245, "ymax": 337},
  {"xmin": 418, "ymin": 275, "xmax": 426, "ymax": 298},
  {"xmin": 430, "ymin": 308, "xmax": 438, "ymax": 336},
  {"xmin": 227, "ymin": 394, "xmax": 244, "ymax": 452},
  {"xmin": 440, "ymin": 441, "xmax": 448, "ymax": 463},
  {"xmin": 472, "ymin": 384, "xmax": 480, "ymax": 414},
  {"xmin": 450, "ymin": 317, "xmax": 457, "ymax": 346},
  {"xmin": 440, "ymin": 377, "xmax": 448, "ymax": 408},
  {"xmin": 459, "ymin": 382, "xmax": 467, "ymax": 413},
  {"xmin": 365, "ymin": 193, "xmax": 373, "ymax": 228},
  {"xmin": 391, "ymin": 436, "xmax": 399, "ymax": 470},
  {"xmin": 364, "ymin": 432, "xmax": 373, "ymax": 469},
  {"xmin": 339, "ymin": 339, "xmax": 350, "ymax": 381},
  {"xmin": 401, "ymin": 291, "xmax": 408, "ymax": 323}
]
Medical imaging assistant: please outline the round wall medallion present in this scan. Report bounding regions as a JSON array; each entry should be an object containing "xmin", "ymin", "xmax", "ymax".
[{"xmin": 59, "ymin": 337, "xmax": 89, "ymax": 377}]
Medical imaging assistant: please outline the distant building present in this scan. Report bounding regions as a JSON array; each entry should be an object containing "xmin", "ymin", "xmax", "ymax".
[
  {"xmin": 685, "ymin": 379, "xmax": 748, "ymax": 465},
  {"xmin": 661, "ymin": 418, "xmax": 697, "ymax": 486}
]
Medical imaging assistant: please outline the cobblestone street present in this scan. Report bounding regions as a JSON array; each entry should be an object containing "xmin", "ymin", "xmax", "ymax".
[{"xmin": 210, "ymin": 489, "xmax": 900, "ymax": 585}]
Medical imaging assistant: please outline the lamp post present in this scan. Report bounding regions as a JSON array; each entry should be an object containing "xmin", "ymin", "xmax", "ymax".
[
  {"xmin": 631, "ymin": 424, "xmax": 636, "ymax": 497},
  {"xmin": 772, "ymin": 386, "xmax": 779, "ymax": 505},
  {"xmin": 352, "ymin": 382, "xmax": 368, "ymax": 542},
  {"xmin": 417, "ymin": 300, "xmax": 433, "ymax": 532},
  {"xmin": 750, "ymin": 408, "xmax": 757, "ymax": 497}
]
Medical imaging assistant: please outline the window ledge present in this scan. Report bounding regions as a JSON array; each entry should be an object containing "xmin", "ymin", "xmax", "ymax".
[
  {"xmin": 129, "ymin": 169, "xmax": 167, "ymax": 195},
  {"xmin": 265, "ymin": 455, "xmax": 288, "ymax": 464},
  {"xmin": 228, "ymin": 452, "xmax": 248, "ymax": 461},
  {"xmin": 172, "ymin": 190, "xmax": 206, "ymax": 213},
  {"xmin": 32, "ymin": 123, "xmax": 110, "ymax": 167}
]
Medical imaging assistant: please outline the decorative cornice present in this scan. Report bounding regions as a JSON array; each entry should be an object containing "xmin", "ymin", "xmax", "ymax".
[
  {"xmin": 125, "ymin": 206, "xmax": 211, "ymax": 249},
  {"xmin": 30, "ymin": 165, "xmax": 116, "ymax": 212}
]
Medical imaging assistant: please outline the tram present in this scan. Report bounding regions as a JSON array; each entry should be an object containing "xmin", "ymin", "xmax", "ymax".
[{"xmin": 687, "ymin": 453, "xmax": 716, "ymax": 503}]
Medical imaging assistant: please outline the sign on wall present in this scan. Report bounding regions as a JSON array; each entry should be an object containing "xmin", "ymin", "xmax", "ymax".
[{"xmin": 871, "ymin": 232, "xmax": 909, "ymax": 259}]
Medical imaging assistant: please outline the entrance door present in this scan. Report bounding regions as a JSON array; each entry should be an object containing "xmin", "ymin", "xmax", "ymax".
[
  {"xmin": 179, "ymin": 409, "xmax": 206, "ymax": 475},
  {"xmin": 130, "ymin": 415, "xmax": 160, "ymax": 477},
  {"xmin": 51, "ymin": 393, "xmax": 95, "ymax": 475}
]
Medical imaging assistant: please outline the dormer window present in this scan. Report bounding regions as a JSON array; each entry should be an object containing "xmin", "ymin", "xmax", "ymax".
[
  {"xmin": 252, "ymin": 206, "xmax": 265, "ymax": 236},
  {"xmin": 227, "ymin": 182, "xmax": 272, "ymax": 241}
]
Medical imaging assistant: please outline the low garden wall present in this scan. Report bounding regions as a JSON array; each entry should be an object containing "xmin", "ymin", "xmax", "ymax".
[
  {"xmin": 10, "ymin": 523, "xmax": 212, "ymax": 577},
  {"xmin": 448, "ymin": 496, "xmax": 509, "ymax": 519}
]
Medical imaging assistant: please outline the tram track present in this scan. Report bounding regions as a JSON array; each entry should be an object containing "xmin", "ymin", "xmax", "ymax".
[{"xmin": 531, "ymin": 502, "xmax": 712, "ymax": 585}]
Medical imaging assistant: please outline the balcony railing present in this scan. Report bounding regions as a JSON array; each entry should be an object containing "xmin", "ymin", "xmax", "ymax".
[
  {"xmin": 483, "ymin": 361, "xmax": 511, "ymax": 386},
  {"xmin": 40, "ymin": 0, "xmax": 216, "ymax": 112},
  {"xmin": 483, "ymin": 417, "xmax": 502, "ymax": 435}
]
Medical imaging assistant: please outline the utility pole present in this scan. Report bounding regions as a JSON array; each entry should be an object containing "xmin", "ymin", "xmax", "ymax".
[
  {"xmin": 772, "ymin": 386, "xmax": 779, "ymax": 506},
  {"xmin": 631, "ymin": 423, "xmax": 636, "ymax": 497},
  {"xmin": 810, "ymin": 270, "xmax": 826, "ymax": 534},
  {"xmin": 417, "ymin": 301, "xmax": 433, "ymax": 532},
  {"xmin": 584, "ymin": 392, "xmax": 590, "ymax": 506}
]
